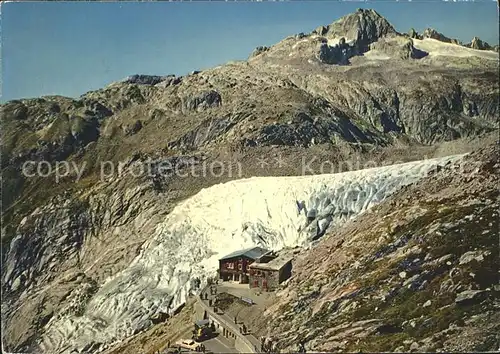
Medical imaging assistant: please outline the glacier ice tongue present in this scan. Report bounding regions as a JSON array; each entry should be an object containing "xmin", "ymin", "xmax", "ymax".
[{"xmin": 40, "ymin": 154, "xmax": 465, "ymax": 353}]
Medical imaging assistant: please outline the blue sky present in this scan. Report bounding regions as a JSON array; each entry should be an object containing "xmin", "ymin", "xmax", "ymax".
[{"xmin": 1, "ymin": 1, "xmax": 498, "ymax": 102}]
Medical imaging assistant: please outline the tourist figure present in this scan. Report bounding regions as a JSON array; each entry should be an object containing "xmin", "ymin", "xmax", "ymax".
[{"xmin": 298, "ymin": 340, "xmax": 305, "ymax": 353}]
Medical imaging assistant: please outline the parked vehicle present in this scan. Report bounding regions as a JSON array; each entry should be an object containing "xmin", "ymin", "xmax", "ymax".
[
  {"xmin": 175, "ymin": 339, "xmax": 202, "ymax": 351},
  {"xmin": 192, "ymin": 319, "xmax": 213, "ymax": 342}
]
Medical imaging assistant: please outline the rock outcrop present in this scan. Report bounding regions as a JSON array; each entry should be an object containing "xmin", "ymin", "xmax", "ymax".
[
  {"xmin": 422, "ymin": 28, "xmax": 461, "ymax": 45},
  {"xmin": 123, "ymin": 74, "xmax": 169, "ymax": 85},
  {"xmin": 183, "ymin": 90, "xmax": 222, "ymax": 111},
  {"xmin": 407, "ymin": 28, "xmax": 421, "ymax": 39},
  {"xmin": 250, "ymin": 46, "xmax": 270, "ymax": 58},
  {"xmin": 318, "ymin": 38, "xmax": 356, "ymax": 65},
  {"xmin": 369, "ymin": 36, "xmax": 428, "ymax": 59},
  {"xmin": 465, "ymin": 36, "xmax": 492, "ymax": 51}
]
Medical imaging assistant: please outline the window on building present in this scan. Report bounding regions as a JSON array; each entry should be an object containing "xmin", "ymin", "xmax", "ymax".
[
  {"xmin": 238, "ymin": 263, "xmax": 242, "ymax": 270},
  {"xmin": 227, "ymin": 263, "xmax": 234, "ymax": 269}
]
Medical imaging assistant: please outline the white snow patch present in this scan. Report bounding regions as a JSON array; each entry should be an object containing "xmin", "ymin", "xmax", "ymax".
[
  {"xmin": 327, "ymin": 37, "xmax": 354, "ymax": 47},
  {"xmin": 327, "ymin": 38, "xmax": 341, "ymax": 47},
  {"xmin": 413, "ymin": 38, "xmax": 498, "ymax": 60},
  {"xmin": 363, "ymin": 50, "xmax": 392, "ymax": 60},
  {"xmin": 39, "ymin": 154, "xmax": 465, "ymax": 353}
]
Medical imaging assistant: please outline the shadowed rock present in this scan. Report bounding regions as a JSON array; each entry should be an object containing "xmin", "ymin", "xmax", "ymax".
[{"xmin": 183, "ymin": 90, "xmax": 222, "ymax": 111}]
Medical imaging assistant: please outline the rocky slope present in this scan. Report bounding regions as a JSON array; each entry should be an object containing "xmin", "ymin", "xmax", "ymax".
[
  {"xmin": 261, "ymin": 143, "xmax": 499, "ymax": 352},
  {"xmin": 1, "ymin": 8, "xmax": 499, "ymax": 353}
]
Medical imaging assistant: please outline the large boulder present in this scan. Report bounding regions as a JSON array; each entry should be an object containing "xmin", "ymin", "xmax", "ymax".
[
  {"xmin": 370, "ymin": 36, "xmax": 428, "ymax": 60},
  {"xmin": 455, "ymin": 290, "xmax": 489, "ymax": 306}
]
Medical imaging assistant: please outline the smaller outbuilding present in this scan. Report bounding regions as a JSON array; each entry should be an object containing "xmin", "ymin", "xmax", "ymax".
[{"xmin": 248, "ymin": 249, "xmax": 294, "ymax": 291}]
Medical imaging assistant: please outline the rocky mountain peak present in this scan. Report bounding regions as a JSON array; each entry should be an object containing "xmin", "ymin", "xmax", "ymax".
[
  {"xmin": 325, "ymin": 8, "xmax": 397, "ymax": 48},
  {"xmin": 310, "ymin": 9, "xmax": 399, "ymax": 65},
  {"xmin": 422, "ymin": 27, "xmax": 461, "ymax": 45},
  {"xmin": 407, "ymin": 27, "xmax": 419, "ymax": 39},
  {"xmin": 467, "ymin": 36, "xmax": 492, "ymax": 50}
]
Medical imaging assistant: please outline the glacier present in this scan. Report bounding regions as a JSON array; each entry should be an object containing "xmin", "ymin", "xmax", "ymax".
[{"xmin": 39, "ymin": 154, "xmax": 464, "ymax": 353}]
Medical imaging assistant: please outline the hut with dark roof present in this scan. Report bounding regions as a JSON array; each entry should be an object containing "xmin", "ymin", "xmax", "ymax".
[{"xmin": 218, "ymin": 246, "xmax": 269, "ymax": 283}]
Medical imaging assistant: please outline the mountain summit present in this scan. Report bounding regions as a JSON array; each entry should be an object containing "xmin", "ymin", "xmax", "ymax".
[
  {"xmin": 316, "ymin": 8, "xmax": 397, "ymax": 50},
  {"xmin": 252, "ymin": 8, "xmax": 497, "ymax": 66}
]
